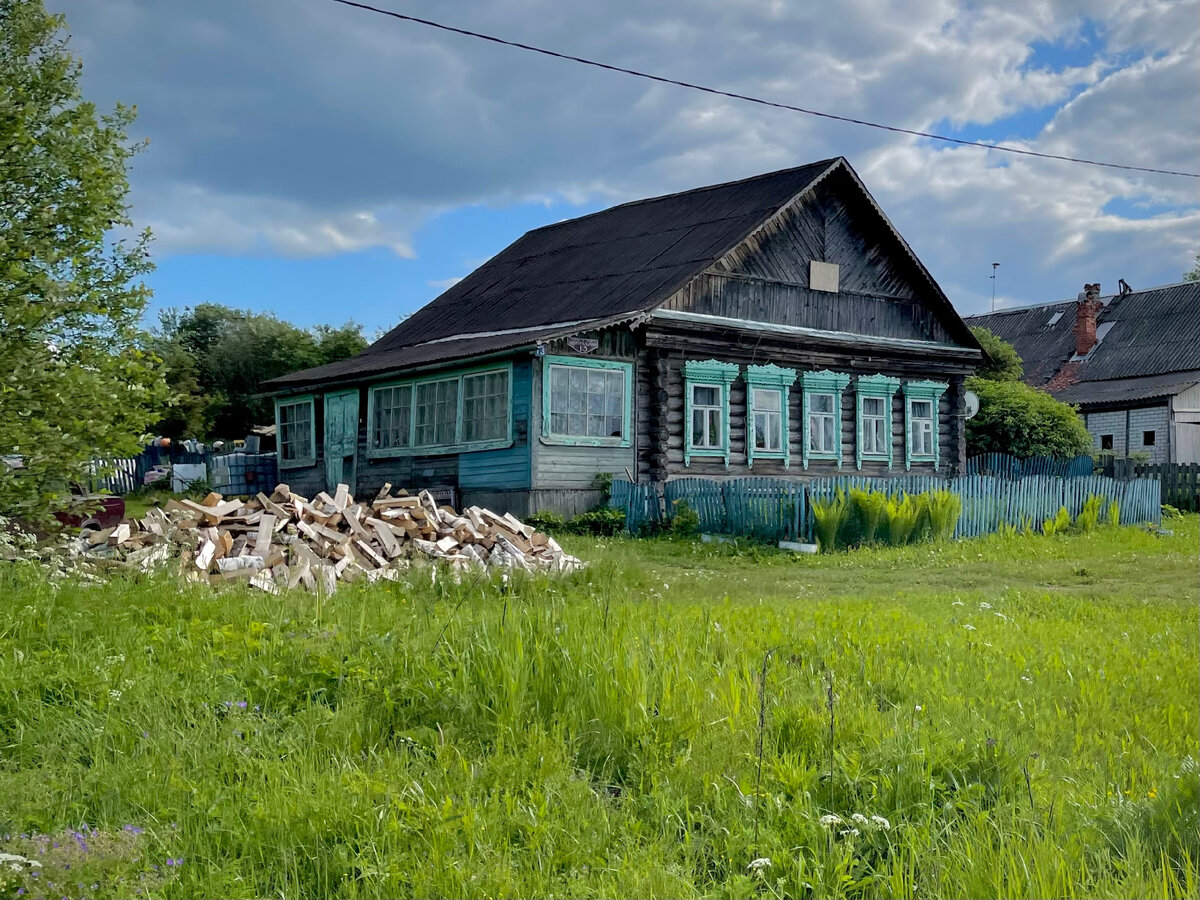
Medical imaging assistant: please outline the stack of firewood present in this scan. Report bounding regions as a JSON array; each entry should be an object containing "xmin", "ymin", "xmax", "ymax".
[{"xmin": 79, "ymin": 483, "xmax": 583, "ymax": 593}]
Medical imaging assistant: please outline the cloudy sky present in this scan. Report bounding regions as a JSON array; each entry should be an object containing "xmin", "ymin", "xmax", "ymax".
[{"xmin": 54, "ymin": 0, "xmax": 1199, "ymax": 335}]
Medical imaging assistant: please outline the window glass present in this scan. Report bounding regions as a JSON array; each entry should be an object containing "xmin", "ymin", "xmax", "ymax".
[
  {"xmin": 414, "ymin": 379, "xmax": 458, "ymax": 446},
  {"xmin": 861, "ymin": 396, "xmax": 889, "ymax": 455},
  {"xmin": 752, "ymin": 388, "xmax": 783, "ymax": 452},
  {"xmin": 549, "ymin": 364, "xmax": 626, "ymax": 439},
  {"xmin": 808, "ymin": 391, "xmax": 837, "ymax": 454},
  {"xmin": 278, "ymin": 399, "xmax": 312, "ymax": 462},
  {"xmin": 372, "ymin": 385, "xmax": 412, "ymax": 450},
  {"xmin": 909, "ymin": 398, "xmax": 934, "ymax": 456},
  {"xmin": 462, "ymin": 370, "xmax": 509, "ymax": 442},
  {"xmin": 691, "ymin": 383, "xmax": 723, "ymax": 449}
]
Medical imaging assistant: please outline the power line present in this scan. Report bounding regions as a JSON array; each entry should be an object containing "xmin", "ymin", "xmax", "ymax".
[{"xmin": 326, "ymin": 0, "xmax": 1199, "ymax": 180}]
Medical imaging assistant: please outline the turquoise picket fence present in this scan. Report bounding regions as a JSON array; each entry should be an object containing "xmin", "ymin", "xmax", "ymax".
[
  {"xmin": 610, "ymin": 473, "xmax": 1160, "ymax": 542},
  {"xmin": 965, "ymin": 452, "xmax": 1094, "ymax": 479}
]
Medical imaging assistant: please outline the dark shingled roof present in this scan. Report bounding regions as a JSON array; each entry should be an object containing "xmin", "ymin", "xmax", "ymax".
[
  {"xmin": 965, "ymin": 280, "xmax": 1200, "ymax": 406},
  {"xmin": 266, "ymin": 156, "xmax": 976, "ymax": 391}
]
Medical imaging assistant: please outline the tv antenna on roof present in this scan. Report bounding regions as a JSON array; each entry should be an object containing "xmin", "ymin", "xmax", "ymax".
[{"xmin": 990, "ymin": 262, "xmax": 1000, "ymax": 313}]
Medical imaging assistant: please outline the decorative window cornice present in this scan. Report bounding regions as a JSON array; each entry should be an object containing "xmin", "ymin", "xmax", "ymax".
[
  {"xmin": 745, "ymin": 363, "xmax": 798, "ymax": 389},
  {"xmin": 683, "ymin": 359, "xmax": 739, "ymax": 385}
]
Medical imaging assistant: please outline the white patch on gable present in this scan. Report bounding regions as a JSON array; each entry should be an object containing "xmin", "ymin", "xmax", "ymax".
[{"xmin": 810, "ymin": 261, "xmax": 840, "ymax": 293}]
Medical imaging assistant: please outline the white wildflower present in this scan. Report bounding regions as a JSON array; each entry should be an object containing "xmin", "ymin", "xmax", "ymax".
[
  {"xmin": 108, "ymin": 689, "xmax": 122, "ymax": 700},
  {"xmin": 851, "ymin": 813, "xmax": 869, "ymax": 826},
  {"xmin": 951, "ymin": 600, "xmax": 964, "ymax": 607},
  {"xmin": 819, "ymin": 814, "xmax": 843, "ymax": 827},
  {"xmin": 979, "ymin": 602, "xmax": 992, "ymax": 610},
  {"xmin": 839, "ymin": 827, "xmax": 861, "ymax": 838},
  {"xmin": 1021, "ymin": 675, "xmax": 1033, "ymax": 684},
  {"xmin": 914, "ymin": 705, "xmax": 922, "ymax": 713},
  {"xmin": 713, "ymin": 621, "xmax": 723, "ymax": 633},
  {"xmin": 747, "ymin": 857, "xmax": 772, "ymax": 873},
  {"xmin": 870, "ymin": 815, "xmax": 891, "ymax": 830},
  {"xmin": 964, "ymin": 624, "xmax": 976, "ymax": 631},
  {"xmin": 994, "ymin": 612, "xmax": 1008, "ymax": 621}
]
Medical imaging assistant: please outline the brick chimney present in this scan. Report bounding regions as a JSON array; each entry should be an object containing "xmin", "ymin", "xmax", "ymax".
[{"xmin": 1074, "ymin": 283, "xmax": 1103, "ymax": 357}]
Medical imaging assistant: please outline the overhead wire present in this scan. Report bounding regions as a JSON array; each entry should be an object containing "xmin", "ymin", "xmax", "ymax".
[{"xmin": 326, "ymin": 0, "xmax": 1199, "ymax": 180}]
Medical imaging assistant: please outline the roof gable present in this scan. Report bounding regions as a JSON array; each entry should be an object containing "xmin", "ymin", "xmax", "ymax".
[
  {"xmin": 368, "ymin": 158, "xmax": 840, "ymax": 355},
  {"xmin": 266, "ymin": 157, "xmax": 982, "ymax": 390}
]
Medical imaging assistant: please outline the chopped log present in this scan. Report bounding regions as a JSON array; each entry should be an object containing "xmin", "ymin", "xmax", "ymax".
[{"xmin": 253, "ymin": 514, "xmax": 276, "ymax": 557}]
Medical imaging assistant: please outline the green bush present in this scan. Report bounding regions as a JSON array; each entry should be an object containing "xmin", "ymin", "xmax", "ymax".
[
  {"xmin": 570, "ymin": 506, "xmax": 626, "ymax": 536},
  {"xmin": 525, "ymin": 509, "xmax": 566, "ymax": 532},
  {"xmin": 965, "ymin": 376, "xmax": 1093, "ymax": 458},
  {"xmin": 849, "ymin": 488, "xmax": 887, "ymax": 545},
  {"xmin": 668, "ymin": 499, "xmax": 700, "ymax": 536}
]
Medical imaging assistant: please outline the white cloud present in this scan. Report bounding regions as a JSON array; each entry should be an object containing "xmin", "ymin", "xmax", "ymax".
[{"xmin": 53, "ymin": 0, "xmax": 1200, "ymax": 312}]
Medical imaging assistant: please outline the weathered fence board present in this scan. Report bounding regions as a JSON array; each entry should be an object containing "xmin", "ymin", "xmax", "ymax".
[
  {"xmin": 611, "ymin": 473, "xmax": 1160, "ymax": 542},
  {"xmin": 966, "ymin": 453, "xmax": 1094, "ymax": 479},
  {"xmin": 1133, "ymin": 462, "xmax": 1200, "ymax": 511}
]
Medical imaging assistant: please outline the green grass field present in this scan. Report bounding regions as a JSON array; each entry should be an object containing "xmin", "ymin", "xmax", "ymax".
[{"xmin": 1, "ymin": 518, "xmax": 1197, "ymax": 899}]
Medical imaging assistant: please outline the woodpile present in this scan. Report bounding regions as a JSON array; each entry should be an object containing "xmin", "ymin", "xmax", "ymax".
[{"xmin": 79, "ymin": 483, "xmax": 583, "ymax": 592}]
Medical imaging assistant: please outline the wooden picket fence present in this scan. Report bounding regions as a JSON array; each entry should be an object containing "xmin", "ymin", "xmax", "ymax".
[
  {"xmin": 1132, "ymin": 462, "xmax": 1200, "ymax": 511},
  {"xmin": 610, "ymin": 473, "xmax": 1160, "ymax": 542},
  {"xmin": 965, "ymin": 452, "xmax": 1095, "ymax": 479}
]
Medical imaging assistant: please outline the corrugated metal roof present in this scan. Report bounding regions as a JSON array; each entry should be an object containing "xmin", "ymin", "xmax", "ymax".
[
  {"xmin": 1054, "ymin": 371, "xmax": 1200, "ymax": 406},
  {"xmin": 965, "ymin": 301, "xmax": 1078, "ymax": 386},
  {"xmin": 965, "ymin": 281, "xmax": 1200, "ymax": 394}
]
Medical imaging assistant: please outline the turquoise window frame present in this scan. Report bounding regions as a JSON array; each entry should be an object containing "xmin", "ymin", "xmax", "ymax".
[
  {"xmin": 801, "ymin": 370, "xmax": 850, "ymax": 469},
  {"xmin": 540, "ymin": 355, "xmax": 633, "ymax": 448},
  {"xmin": 365, "ymin": 361, "xmax": 514, "ymax": 459},
  {"xmin": 683, "ymin": 359, "xmax": 739, "ymax": 467},
  {"xmin": 903, "ymin": 379, "xmax": 948, "ymax": 470},
  {"xmin": 274, "ymin": 393, "xmax": 316, "ymax": 469},
  {"xmin": 745, "ymin": 364, "xmax": 796, "ymax": 468},
  {"xmin": 855, "ymin": 374, "xmax": 900, "ymax": 470}
]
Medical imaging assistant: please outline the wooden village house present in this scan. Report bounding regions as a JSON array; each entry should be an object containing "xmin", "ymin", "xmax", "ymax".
[{"xmin": 263, "ymin": 157, "xmax": 985, "ymax": 515}]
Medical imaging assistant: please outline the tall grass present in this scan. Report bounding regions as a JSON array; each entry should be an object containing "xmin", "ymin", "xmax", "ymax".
[{"xmin": 0, "ymin": 516, "xmax": 1197, "ymax": 899}]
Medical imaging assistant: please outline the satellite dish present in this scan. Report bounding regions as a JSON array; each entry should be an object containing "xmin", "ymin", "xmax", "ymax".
[{"xmin": 964, "ymin": 390, "xmax": 980, "ymax": 419}]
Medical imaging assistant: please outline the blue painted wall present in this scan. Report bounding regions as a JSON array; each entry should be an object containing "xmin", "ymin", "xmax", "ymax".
[{"xmin": 459, "ymin": 359, "xmax": 533, "ymax": 490}]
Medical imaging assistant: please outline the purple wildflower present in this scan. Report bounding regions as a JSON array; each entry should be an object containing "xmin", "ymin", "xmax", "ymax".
[{"xmin": 236, "ymin": 700, "xmax": 248, "ymax": 709}]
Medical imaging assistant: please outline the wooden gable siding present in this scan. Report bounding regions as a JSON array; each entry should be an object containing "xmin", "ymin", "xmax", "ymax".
[
  {"xmin": 660, "ymin": 169, "xmax": 956, "ymax": 345},
  {"xmin": 662, "ymin": 272, "xmax": 951, "ymax": 343}
]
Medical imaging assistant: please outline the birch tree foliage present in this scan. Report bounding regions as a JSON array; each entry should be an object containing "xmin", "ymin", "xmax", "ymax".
[{"xmin": 0, "ymin": 0, "xmax": 167, "ymax": 518}]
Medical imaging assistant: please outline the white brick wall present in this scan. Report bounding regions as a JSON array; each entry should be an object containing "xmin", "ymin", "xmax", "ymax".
[{"xmin": 1084, "ymin": 405, "xmax": 1169, "ymax": 462}]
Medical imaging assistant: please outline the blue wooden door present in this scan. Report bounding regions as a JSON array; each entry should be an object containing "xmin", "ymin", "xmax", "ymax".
[{"xmin": 324, "ymin": 390, "xmax": 358, "ymax": 493}]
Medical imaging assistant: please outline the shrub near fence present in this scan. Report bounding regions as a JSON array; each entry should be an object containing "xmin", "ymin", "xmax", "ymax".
[{"xmin": 610, "ymin": 473, "xmax": 1161, "ymax": 543}]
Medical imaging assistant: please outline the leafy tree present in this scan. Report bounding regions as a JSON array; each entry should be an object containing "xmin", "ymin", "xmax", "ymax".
[
  {"xmin": 0, "ymin": 0, "xmax": 167, "ymax": 519},
  {"xmin": 154, "ymin": 304, "xmax": 366, "ymax": 440},
  {"xmin": 969, "ymin": 326, "xmax": 1023, "ymax": 382},
  {"xmin": 966, "ymin": 377, "xmax": 1092, "ymax": 458},
  {"xmin": 1185, "ymin": 253, "xmax": 1199, "ymax": 282}
]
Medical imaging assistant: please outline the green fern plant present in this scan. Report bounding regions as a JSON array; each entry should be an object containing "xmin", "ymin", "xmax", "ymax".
[
  {"xmin": 925, "ymin": 488, "xmax": 962, "ymax": 542},
  {"xmin": 1107, "ymin": 500, "xmax": 1120, "ymax": 527},
  {"xmin": 1042, "ymin": 505, "xmax": 1071, "ymax": 536},
  {"xmin": 812, "ymin": 488, "xmax": 849, "ymax": 553},
  {"xmin": 1074, "ymin": 495, "xmax": 1103, "ymax": 533},
  {"xmin": 849, "ymin": 488, "xmax": 888, "ymax": 546},
  {"xmin": 884, "ymin": 493, "xmax": 920, "ymax": 546}
]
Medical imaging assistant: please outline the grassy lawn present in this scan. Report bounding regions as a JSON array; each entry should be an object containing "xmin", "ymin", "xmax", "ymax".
[{"xmin": 0, "ymin": 517, "xmax": 1196, "ymax": 898}]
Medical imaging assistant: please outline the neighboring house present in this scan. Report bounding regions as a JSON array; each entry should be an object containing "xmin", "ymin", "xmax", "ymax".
[
  {"xmin": 263, "ymin": 157, "xmax": 984, "ymax": 515},
  {"xmin": 966, "ymin": 281, "xmax": 1200, "ymax": 464}
]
